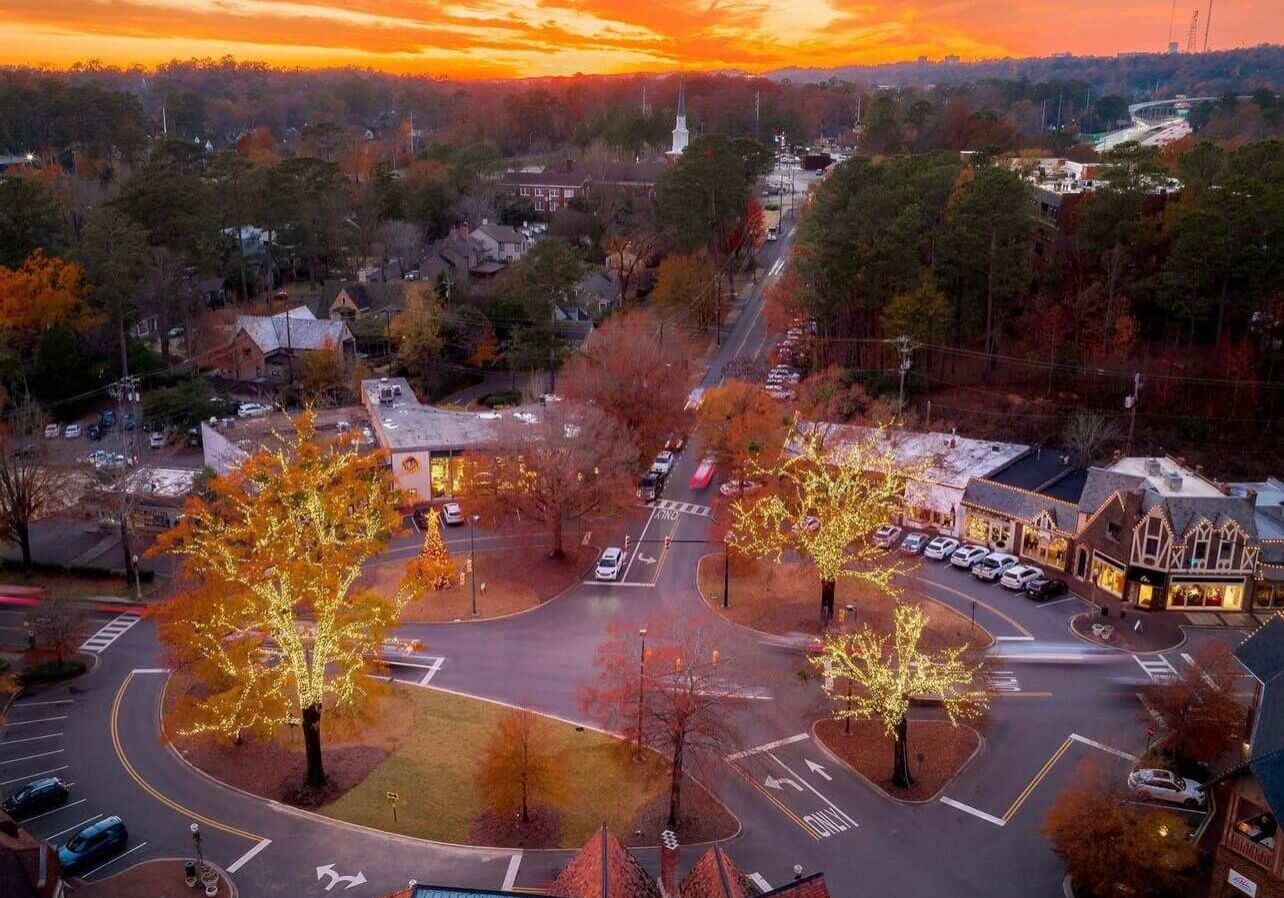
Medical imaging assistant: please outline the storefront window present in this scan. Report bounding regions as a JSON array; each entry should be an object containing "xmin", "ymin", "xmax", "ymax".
[
  {"xmin": 1090, "ymin": 553, "xmax": 1125, "ymax": 598},
  {"xmin": 965, "ymin": 512, "xmax": 1011, "ymax": 549},
  {"xmin": 1258, "ymin": 583, "xmax": 1284, "ymax": 608},
  {"xmin": 909, "ymin": 505, "xmax": 955, "ymax": 530},
  {"xmin": 1021, "ymin": 529, "xmax": 1068, "ymax": 570},
  {"xmin": 430, "ymin": 451, "xmax": 450, "ymax": 499},
  {"xmin": 1168, "ymin": 580, "xmax": 1244, "ymax": 610}
]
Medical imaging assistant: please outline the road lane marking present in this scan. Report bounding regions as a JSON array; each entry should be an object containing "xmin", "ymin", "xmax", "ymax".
[
  {"xmin": 131, "ymin": 668, "xmax": 170, "ymax": 674},
  {"xmin": 45, "ymin": 814, "xmax": 102, "ymax": 841},
  {"xmin": 502, "ymin": 852, "xmax": 523, "ymax": 891},
  {"xmin": 0, "ymin": 749, "xmax": 64, "ymax": 764},
  {"xmin": 769, "ymin": 753, "xmax": 858, "ymax": 829},
  {"xmin": 1180, "ymin": 652, "xmax": 1218, "ymax": 688},
  {"xmin": 727, "ymin": 762, "xmax": 820, "ymax": 841},
  {"xmin": 0, "ymin": 765, "xmax": 69, "ymax": 786},
  {"xmin": 20, "ymin": 798, "xmax": 86, "ymax": 822},
  {"xmin": 939, "ymin": 797, "xmax": 1005, "ymax": 827},
  {"xmin": 419, "ymin": 657, "xmax": 445, "ymax": 686},
  {"xmin": 82, "ymin": 841, "xmax": 149, "ymax": 879},
  {"xmin": 226, "ymin": 838, "xmax": 273, "ymax": 873},
  {"xmin": 1134, "ymin": 654, "xmax": 1178, "ymax": 682},
  {"xmin": 79, "ymin": 612, "xmax": 142, "ymax": 653},
  {"xmin": 583, "ymin": 581, "xmax": 655, "ymax": 588},
  {"xmin": 1003, "ymin": 738, "xmax": 1074, "ymax": 822},
  {"xmin": 924, "ymin": 581, "xmax": 1033, "ymax": 639},
  {"xmin": 654, "ymin": 499, "xmax": 711, "ymax": 517},
  {"xmin": 112, "ymin": 671, "xmax": 262, "ymax": 843},
  {"xmin": 993, "ymin": 636, "xmax": 1035, "ymax": 642},
  {"xmin": 1069, "ymin": 733, "xmax": 1136, "ymax": 761},
  {"xmin": 3, "ymin": 716, "xmax": 68, "ymax": 726},
  {"xmin": 620, "ymin": 505, "xmax": 658, "ymax": 583},
  {"xmin": 726, "ymin": 732, "xmax": 809, "ymax": 761}
]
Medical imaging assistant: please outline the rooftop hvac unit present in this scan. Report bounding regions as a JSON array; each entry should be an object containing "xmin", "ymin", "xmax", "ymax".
[
  {"xmin": 378, "ymin": 384, "xmax": 395, "ymax": 405},
  {"xmin": 1166, "ymin": 471, "xmax": 1183, "ymax": 492},
  {"xmin": 1146, "ymin": 458, "xmax": 1162, "ymax": 475}
]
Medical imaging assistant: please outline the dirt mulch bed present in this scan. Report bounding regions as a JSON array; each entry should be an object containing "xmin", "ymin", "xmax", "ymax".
[
  {"xmin": 626, "ymin": 777, "xmax": 737, "ymax": 845},
  {"xmin": 367, "ymin": 543, "xmax": 595, "ymax": 622},
  {"xmin": 471, "ymin": 805, "xmax": 564, "ymax": 849},
  {"xmin": 814, "ymin": 716, "xmax": 980, "ymax": 802},
  {"xmin": 698, "ymin": 555, "xmax": 991, "ymax": 650},
  {"xmin": 1070, "ymin": 608, "xmax": 1184, "ymax": 653},
  {"xmin": 73, "ymin": 859, "xmax": 232, "ymax": 896}
]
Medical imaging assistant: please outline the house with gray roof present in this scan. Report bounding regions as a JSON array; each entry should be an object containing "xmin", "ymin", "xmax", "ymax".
[
  {"xmin": 471, "ymin": 221, "xmax": 529, "ymax": 263},
  {"xmin": 228, "ymin": 307, "xmax": 355, "ymax": 385}
]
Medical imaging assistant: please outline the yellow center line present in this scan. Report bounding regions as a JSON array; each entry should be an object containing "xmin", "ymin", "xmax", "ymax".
[
  {"xmin": 111, "ymin": 671, "xmax": 262, "ymax": 843},
  {"xmin": 728, "ymin": 763, "xmax": 821, "ymax": 841},
  {"xmin": 1003, "ymin": 737, "xmax": 1073, "ymax": 823},
  {"xmin": 923, "ymin": 580, "xmax": 1034, "ymax": 639}
]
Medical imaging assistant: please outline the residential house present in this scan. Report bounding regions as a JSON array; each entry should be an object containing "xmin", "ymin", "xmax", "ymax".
[
  {"xmin": 471, "ymin": 221, "xmax": 529, "ymax": 263},
  {"xmin": 1069, "ymin": 457, "xmax": 1260, "ymax": 612},
  {"xmin": 229, "ymin": 307, "xmax": 355, "ymax": 384},
  {"xmin": 503, "ymin": 161, "xmax": 590, "ymax": 213},
  {"xmin": 419, "ymin": 226, "xmax": 485, "ymax": 294},
  {"xmin": 792, "ymin": 422, "xmax": 1030, "ymax": 537},
  {"xmin": 1205, "ymin": 615, "xmax": 1284, "ymax": 898},
  {"xmin": 377, "ymin": 825, "xmax": 828, "ymax": 898},
  {"xmin": 0, "ymin": 812, "xmax": 63, "ymax": 898},
  {"xmin": 358, "ymin": 259, "xmax": 405, "ymax": 284},
  {"xmin": 576, "ymin": 270, "xmax": 619, "ymax": 311},
  {"xmin": 320, "ymin": 281, "xmax": 409, "ymax": 322}
]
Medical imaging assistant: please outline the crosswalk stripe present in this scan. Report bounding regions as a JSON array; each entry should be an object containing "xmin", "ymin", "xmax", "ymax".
[{"xmin": 79, "ymin": 612, "xmax": 143, "ymax": 654}]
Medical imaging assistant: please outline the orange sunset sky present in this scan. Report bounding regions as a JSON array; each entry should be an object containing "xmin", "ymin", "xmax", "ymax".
[{"xmin": 0, "ymin": 0, "xmax": 1280, "ymax": 80}]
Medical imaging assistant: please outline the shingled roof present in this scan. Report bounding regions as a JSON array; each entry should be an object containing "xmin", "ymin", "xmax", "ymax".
[
  {"xmin": 0, "ymin": 814, "xmax": 59, "ymax": 898},
  {"xmin": 1232, "ymin": 615, "xmax": 1284, "ymax": 816},
  {"xmin": 234, "ymin": 308, "xmax": 353, "ymax": 354},
  {"xmin": 961, "ymin": 478, "xmax": 1078, "ymax": 534},
  {"xmin": 548, "ymin": 825, "xmax": 662, "ymax": 898},
  {"xmin": 1077, "ymin": 468, "xmax": 1145, "ymax": 515},
  {"xmin": 680, "ymin": 847, "xmax": 759, "ymax": 898}
]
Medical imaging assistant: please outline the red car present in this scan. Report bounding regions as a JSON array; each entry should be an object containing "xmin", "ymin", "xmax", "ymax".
[{"xmin": 690, "ymin": 457, "xmax": 716, "ymax": 490}]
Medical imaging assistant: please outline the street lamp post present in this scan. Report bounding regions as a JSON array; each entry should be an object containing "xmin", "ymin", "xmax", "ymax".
[
  {"xmin": 636, "ymin": 628, "xmax": 647, "ymax": 761},
  {"xmin": 723, "ymin": 534, "xmax": 732, "ymax": 609},
  {"xmin": 469, "ymin": 514, "xmax": 480, "ymax": 616},
  {"xmin": 132, "ymin": 554, "xmax": 142, "ymax": 600},
  {"xmin": 190, "ymin": 822, "xmax": 205, "ymax": 877}
]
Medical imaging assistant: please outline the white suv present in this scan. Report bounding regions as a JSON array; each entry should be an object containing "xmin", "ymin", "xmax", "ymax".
[
  {"xmin": 595, "ymin": 548, "xmax": 624, "ymax": 581},
  {"xmin": 1000, "ymin": 564, "xmax": 1042, "ymax": 590},
  {"xmin": 1127, "ymin": 769, "xmax": 1205, "ymax": 808},
  {"xmin": 972, "ymin": 552, "xmax": 1019, "ymax": 582},
  {"xmin": 949, "ymin": 545, "xmax": 988, "ymax": 569},
  {"xmin": 924, "ymin": 537, "xmax": 960, "ymax": 560}
]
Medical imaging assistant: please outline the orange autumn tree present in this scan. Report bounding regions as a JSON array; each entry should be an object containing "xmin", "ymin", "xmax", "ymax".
[
  {"xmin": 695, "ymin": 379, "xmax": 789, "ymax": 493},
  {"xmin": 0, "ymin": 250, "xmax": 100, "ymax": 351},
  {"xmin": 152, "ymin": 412, "xmax": 423, "ymax": 789}
]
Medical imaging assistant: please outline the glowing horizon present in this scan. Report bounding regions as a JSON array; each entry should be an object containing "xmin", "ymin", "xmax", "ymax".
[{"xmin": 0, "ymin": 0, "xmax": 1279, "ymax": 81}]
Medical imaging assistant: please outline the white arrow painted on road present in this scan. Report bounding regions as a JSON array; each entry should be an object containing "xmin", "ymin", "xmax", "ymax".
[
  {"xmin": 316, "ymin": 864, "xmax": 367, "ymax": 891},
  {"xmin": 764, "ymin": 774, "xmax": 803, "ymax": 792},
  {"xmin": 637, "ymin": 554, "xmax": 658, "ymax": 565},
  {"xmin": 805, "ymin": 759, "xmax": 832, "ymax": 781}
]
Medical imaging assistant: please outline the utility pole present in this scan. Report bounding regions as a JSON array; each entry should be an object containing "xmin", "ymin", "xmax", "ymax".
[
  {"xmin": 894, "ymin": 335, "xmax": 919, "ymax": 422},
  {"xmin": 1125, "ymin": 372, "xmax": 1143, "ymax": 454},
  {"xmin": 754, "ymin": 91, "xmax": 760, "ymax": 142},
  {"xmin": 636, "ymin": 628, "xmax": 648, "ymax": 761},
  {"xmin": 110, "ymin": 374, "xmax": 141, "ymax": 585}
]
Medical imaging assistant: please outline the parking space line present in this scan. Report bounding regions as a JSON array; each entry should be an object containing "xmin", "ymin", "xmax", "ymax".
[
  {"xmin": 226, "ymin": 838, "xmax": 273, "ymax": 874},
  {"xmin": 1069, "ymin": 733, "xmax": 1136, "ymax": 761},
  {"xmin": 12, "ymin": 699, "xmax": 74, "ymax": 707},
  {"xmin": 45, "ymin": 814, "xmax": 102, "ymax": 841},
  {"xmin": 1, "ymin": 733, "xmax": 63, "ymax": 746},
  {"xmin": 82, "ymin": 841, "xmax": 149, "ymax": 879},
  {"xmin": 0, "ymin": 765, "xmax": 68, "ymax": 786},
  {"xmin": 3, "ymin": 716, "xmax": 68, "ymax": 726},
  {"xmin": 0, "ymin": 748, "xmax": 64, "ymax": 764},
  {"xmin": 502, "ymin": 852, "xmax": 523, "ymax": 891},
  {"xmin": 20, "ymin": 798, "xmax": 86, "ymax": 823},
  {"xmin": 939, "ymin": 796, "xmax": 1005, "ymax": 827}
]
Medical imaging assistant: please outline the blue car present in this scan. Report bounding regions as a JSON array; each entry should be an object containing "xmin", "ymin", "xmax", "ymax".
[{"xmin": 58, "ymin": 816, "xmax": 128, "ymax": 875}]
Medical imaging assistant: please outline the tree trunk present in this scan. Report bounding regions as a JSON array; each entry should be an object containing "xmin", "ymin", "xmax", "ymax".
[
  {"xmin": 667, "ymin": 735, "xmax": 685, "ymax": 830},
  {"xmin": 549, "ymin": 517, "xmax": 565, "ymax": 560},
  {"xmin": 892, "ymin": 713, "xmax": 913, "ymax": 788},
  {"xmin": 820, "ymin": 577, "xmax": 836, "ymax": 624},
  {"xmin": 302, "ymin": 703, "xmax": 326, "ymax": 787},
  {"xmin": 17, "ymin": 521, "xmax": 31, "ymax": 573}
]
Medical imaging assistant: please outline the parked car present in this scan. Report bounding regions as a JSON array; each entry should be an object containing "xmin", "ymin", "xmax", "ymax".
[
  {"xmin": 441, "ymin": 502, "xmax": 463, "ymax": 526},
  {"xmin": 663, "ymin": 433, "xmax": 686, "ymax": 452},
  {"xmin": 411, "ymin": 507, "xmax": 431, "ymax": 529},
  {"xmin": 122, "ymin": 413, "xmax": 135, "ymax": 431},
  {"xmin": 690, "ymin": 457, "xmax": 715, "ymax": 490},
  {"xmin": 949, "ymin": 545, "xmax": 989, "ymax": 569},
  {"xmin": 639, "ymin": 470, "xmax": 664, "ymax": 503},
  {"xmin": 2, "ymin": 776, "xmax": 69, "ymax": 819},
  {"xmin": 900, "ymin": 533, "xmax": 930, "ymax": 555},
  {"xmin": 58, "ymin": 816, "xmax": 129, "ymax": 875},
  {"xmin": 86, "ymin": 424, "xmax": 103, "ymax": 442},
  {"xmin": 149, "ymin": 431, "xmax": 166, "ymax": 449},
  {"xmin": 361, "ymin": 426, "xmax": 374, "ymax": 445},
  {"xmin": 1025, "ymin": 577, "xmax": 1069, "ymax": 601},
  {"xmin": 972, "ymin": 552, "xmax": 1019, "ymax": 582},
  {"xmin": 650, "ymin": 451, "xmax": 676, "ymax": 476},
  {"xmin": 872, "ymin": 525, "xmax": 903, "ymax": 549},
  {"xmin": 1127, "ymin": 768, "xmax": 1206, "ymax": 808},
  {"xmin": 924, "ymin": 536, "xmax": 960, "ymax": 560},
  {"xmin": 44, "ymin": 423, "xmax": 61, "ymax": 439},
  {"xmin": 237, "ymin": 402, "xmax": 271, "ymax": 418},
  {"xmin": 167, "ymin": 326, "xmax": 185, "ymax": 339},
  {"xmin": 64, "ymin": 424, "xmax": 81, "ymax": 440},
  {"xmin": 595, "ymin": 547, "xmax": 624, "ymax": 581},
  {"xmin": 99, "ymin": 410, "xmax": 115, "ymax": 429},
  {"xmin": 1000, "ymin": 564, "xmax": 1043, "ymax": 590},
  {"xmin": 719, "ymin": 480, "xmax": 762, "ymax": 497},
  {"xmin": 186, "ymin": 427, "xmax": 202, "ymax": 448}
]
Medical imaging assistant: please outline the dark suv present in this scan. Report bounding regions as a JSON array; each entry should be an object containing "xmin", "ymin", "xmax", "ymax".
[
  {"xmin": 638, "ymin": 470, "xmax": 664, "ymax": 503},
  {"xmin": 2, "ymin": 776, "xmax": 69, "ymax": 819},
  {"xmin": 58, "ymin": 816, "xmax": 128, "ymax": 875}
]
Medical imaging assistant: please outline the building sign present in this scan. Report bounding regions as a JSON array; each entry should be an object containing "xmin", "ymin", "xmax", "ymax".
[
  {"xmin": 1228, "ymin": 868, "xmax": 1258, "ymax": 897},
  {"xmin": 1126, "ymin": 566, "xmax": 1166, "ymax": 586}
]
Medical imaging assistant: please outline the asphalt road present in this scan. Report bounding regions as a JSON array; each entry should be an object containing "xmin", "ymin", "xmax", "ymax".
[{"xmin": 0, "ymin": 189, "xmax": 1253, "ymax": 897}]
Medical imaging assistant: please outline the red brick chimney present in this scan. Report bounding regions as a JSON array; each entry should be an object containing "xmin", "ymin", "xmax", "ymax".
[
  {"xmin": 660, "ymin": 830, "xmax": 679, "ymax": 897},
  {"xmin": 564, "ymin": 158, "xmax": 575, "ymax": 173}
]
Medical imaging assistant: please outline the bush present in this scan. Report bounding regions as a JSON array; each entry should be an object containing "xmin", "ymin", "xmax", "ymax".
[
  {"xmin": 19, "ymin": 658, "xmax": 87, "ymax": 684},
  {"xmin": 481, "ymin": 391, "xmax": 523, "ymax": 408}
]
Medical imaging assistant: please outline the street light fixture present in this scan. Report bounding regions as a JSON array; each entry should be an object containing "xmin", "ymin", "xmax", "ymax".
[
  {"xmin": 636, "ymin": 628, "xmax": 647, "ymax": 761},
  {"xmin": 723, "ymin": 533, "xmax": 732, "ymax": 609},
  {"xmin": 469, "ymin": 514, "xmax": 480, "ymax": 616}
]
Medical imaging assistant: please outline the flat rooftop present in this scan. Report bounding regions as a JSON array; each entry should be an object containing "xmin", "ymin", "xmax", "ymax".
[
  {"xmin": 1108, "ymin": 456, "xmax": 1224, "ymax": 498},
  {"xmin": 793, "ymin": 422, "xmax": 1029, "ymax": 489},
  {"xmin": 362, "ymin": 377, "xmax": 545, "ymax": 452}
]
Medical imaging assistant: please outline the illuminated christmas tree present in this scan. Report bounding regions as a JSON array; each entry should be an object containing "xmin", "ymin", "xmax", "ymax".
[{"xmin": 407, "ymin": 511, "xmax": 458, "ymax": 591}]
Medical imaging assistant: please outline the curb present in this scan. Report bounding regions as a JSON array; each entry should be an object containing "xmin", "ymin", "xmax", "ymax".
[
  {"xmin": 158, "ymin": 675, "xmax": 741, "ymax": 857},
  {"xmin": 1065, "ymin": 612, "xmax": 1188, "ymax": 657},
  {"xmin": 808, "ymin": 718, "xmax": 985, "ymax": 806},
  {"xmin": 72, "ymin": 857, "xmax": 238, "ymax": 898}
]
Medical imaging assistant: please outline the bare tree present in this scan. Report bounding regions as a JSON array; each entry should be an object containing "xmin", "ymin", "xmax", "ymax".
[
  {"xmin": 467, "ymin": 401, "xmax": 636, "ymax": 558},
  {"xmin": 26, "ymin": 595, "xmax": 86, "ymax": 664},
  {"xmin": 474, "ymin": 708, "xmax": 568, "ymax": 825},
  {"xmin": 581, "ymin": 617, "xmax": 742, "ymax": 829},
  {"xmin": 0, "ymin": 432, "xmax": 71, "ymax": 572},
  {"xmin": 1063, "ymin": 412, "xmax": 1120, "ymax": 466}
]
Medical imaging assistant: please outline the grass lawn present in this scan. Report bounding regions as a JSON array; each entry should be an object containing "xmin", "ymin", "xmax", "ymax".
[
  {"xmin": 697, "ymin": 554, "xmax": 992, "ymax": 650},
  {"xmin": 169, "ymin": 682, "xmax": 736, "ymax": 849},
  {"xmin": 365, "ymin": 543, "xmax": 595, "ymax": 622},
  {"xmin": 814, "ymin": 716, "xmax": 981, "ymax": 802}
]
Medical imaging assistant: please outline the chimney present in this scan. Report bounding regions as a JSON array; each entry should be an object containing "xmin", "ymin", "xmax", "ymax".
[
  {"xmin": 660, "ymin": 830, "xmax": 679, "ymax": 897},
  {"xmin": 949, "ymin": 427, "xmax": 957, "ymax": 449},
  {"xmin": 564, "ymin": 158, "xmax": 574, "ymax": 173},
  {"xmin": 481, "ymin": 217, "xmax": 489, "ymax": 226}
]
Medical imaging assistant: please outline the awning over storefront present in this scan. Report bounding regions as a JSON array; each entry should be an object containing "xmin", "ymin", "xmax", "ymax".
[{"xmin": 1127, "ymin": 566, "xmax": 1167, "ymax": 586}]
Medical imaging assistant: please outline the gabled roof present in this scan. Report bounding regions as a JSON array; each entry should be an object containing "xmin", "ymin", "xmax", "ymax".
[
  {"xmin": 322, "ymin": 281, "xmax": 409, "ymax": 314},
  {"xmin": 680, "ymin": 847, "xmax": 758, "ymax": 898},
  {"xmin": 234, "ymin": 308, "xmax": 353, "ymax": 354},
  {"xmin": 548, "ymin": 825, "xmax": 661, "ymax": 898},
  {"xmin": 1077, "ymin": 468, "xmax": 1146, "ymax": 514},
  {"xmin": 473, "ymin": 223, "xmax": 525, "ymax": 245},
  {"xmin": 1231, "ymin": 615, "xmax": 1284, "ymax": 816},
  {"xmin": 1236, "ymin": 615, "xmax": 1284, "ymax": 684},
  {"xmin": 1142, "ymin": 492, "xmax": 1257, "ymax": 539},
  {"xmin": 961, "ymin": 478, "xmax": 1078, "ymax": 534}
]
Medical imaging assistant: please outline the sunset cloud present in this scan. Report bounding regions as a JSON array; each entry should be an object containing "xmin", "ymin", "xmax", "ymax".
[{"xmin": 0, "ymin": 0, "xmax": 1278, "ymax": 78}]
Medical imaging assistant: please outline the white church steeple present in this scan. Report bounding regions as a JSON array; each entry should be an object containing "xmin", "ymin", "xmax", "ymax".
[{"xmin": 670, "ymin": 77, "xmax": 688, "ymax": 157}]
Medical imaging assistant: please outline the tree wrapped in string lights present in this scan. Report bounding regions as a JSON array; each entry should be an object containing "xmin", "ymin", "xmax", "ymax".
[
  {"xmin": 406, "ymin": 512, "xmax": 458, "ymax": 592},
  {"xmin": 727, "ymin": 424, "xmax": 927, "ymax": 622},
  {"xmin": 152, "ymin": 411, "xmax": 423, "ymax": 789},
  {"xmin": 810, "ymin": 602, "xmax": 987, "ymax": 788}
]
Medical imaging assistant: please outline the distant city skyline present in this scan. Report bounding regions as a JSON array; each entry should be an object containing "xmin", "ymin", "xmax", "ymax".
[{"xmin": 0, "ymin": 0, "xmax": 1280, "ymax": 80}]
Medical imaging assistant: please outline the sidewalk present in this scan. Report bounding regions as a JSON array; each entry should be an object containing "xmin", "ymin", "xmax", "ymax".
[{"xmin": 1071, "ymin": 595, "xmax": 1185, "ymax": 653}]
